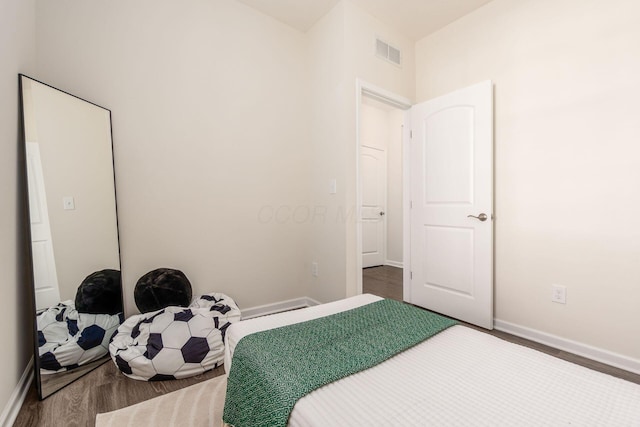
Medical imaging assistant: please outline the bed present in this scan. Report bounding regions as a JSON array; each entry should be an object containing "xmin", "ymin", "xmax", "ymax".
[{"xmin": 223, "ymin": 294, "xmax": 640, "ymax": 426}]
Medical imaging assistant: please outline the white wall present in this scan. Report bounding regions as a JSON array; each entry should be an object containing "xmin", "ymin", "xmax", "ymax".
[
  {"xmin": 307, "ymin": 0, "xmax": 414, "ymax": 303},
  {"xmin": 307, "ymin": 2, "xmax": 349, "ymax": 303},
  {"xmin": 35, "ymin": 0, "xmax": 311, "ymax": 315},
  {"xmin": 32, "ymin": 0, "xmax": 414, "ymax": 315},
  {"xmin": 0, "ymin": 0, "xmax": 37, "ymax": 421},
  {"xmin": 416, "ymin": 0, "xmax": 640, "ymax": 360}
]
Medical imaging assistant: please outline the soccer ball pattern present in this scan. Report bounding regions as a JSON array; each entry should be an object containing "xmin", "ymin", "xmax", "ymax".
[
  {"xmin": 109, "ymin": 293, "xmax": 240, "ymax": 381},
  {"xmin": 37, "ymin": 301, "xmax": 123, "ymax": 373}
]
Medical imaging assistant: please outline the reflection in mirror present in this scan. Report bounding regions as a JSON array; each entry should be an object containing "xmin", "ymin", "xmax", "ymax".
[{"xmin": 19, "ymin": 75, "xmax": 123, "ymax": 400}]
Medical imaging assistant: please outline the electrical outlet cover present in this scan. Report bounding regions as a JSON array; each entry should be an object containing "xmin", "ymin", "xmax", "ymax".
[{"xmin": 551, "ymin": 284, "xmax": 566, "ymax": 304}]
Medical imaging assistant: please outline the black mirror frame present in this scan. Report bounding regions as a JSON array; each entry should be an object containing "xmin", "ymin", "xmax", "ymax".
[{"xmin": 18, "ymin": 74, "xmax": 123, "ymax": 400}]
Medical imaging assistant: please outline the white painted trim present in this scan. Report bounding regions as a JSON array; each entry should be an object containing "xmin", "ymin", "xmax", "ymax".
[
  {"xmin": 0, "ymin": 358, "xmax": 33, "ymax": 427},
  {"xmin": 495, "ymin": 319, "xmax": 640, "ymax": 376},
  {"xmin": 385, "ymin": 260, "xmax": 403, "ymax": 269},
  {"xmin": 401, "ymin": 110, "xmax": 412, "ymax": 303},
  {"xmin": 240, "ymin": 297, "xmax": 321, "ymax": 320},
  {"xmin": 355, "ymin": 79, "xmax": 412, "ymax": 299},
  {"xmin": 359, "ymin": 82, "xmax": 412, "ymax": 110}
]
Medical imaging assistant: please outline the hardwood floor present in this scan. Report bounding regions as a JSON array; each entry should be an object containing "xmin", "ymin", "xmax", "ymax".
[
  {"xmin": 13, "ymin": 361, "xmax": 224, "ymax": 427},
  {"xmin": 362, "ymin": 265, "xmax": 403, "ymax": 301},
  {"xmin": 14, "ymin": 268, "xmax": 639, "ymax": 426},
  {"xmin": 363, "ymin": 265, "xmax": 640, "ymax": 385}
]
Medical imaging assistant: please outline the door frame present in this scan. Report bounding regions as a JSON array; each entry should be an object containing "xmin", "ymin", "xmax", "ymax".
[{"xmin": 355, "ymin": 79, "xmax": 412, "ymax": 297}]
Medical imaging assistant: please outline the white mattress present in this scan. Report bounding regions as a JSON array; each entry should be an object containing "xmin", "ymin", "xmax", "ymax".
[{"xmin": 225, "ymin": 294, "xmax": 640, "ymax": 426}]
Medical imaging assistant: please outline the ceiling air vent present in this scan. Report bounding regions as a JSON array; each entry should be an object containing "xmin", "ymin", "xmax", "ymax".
[{"xmin": 375, "ymin": 37, "xmax": 402, "ymax": 67}]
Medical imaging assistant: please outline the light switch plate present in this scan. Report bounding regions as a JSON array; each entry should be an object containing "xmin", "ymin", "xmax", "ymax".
[{"xmin": 63, "ymin": 196, "xmax": 75, "ymax": 210}]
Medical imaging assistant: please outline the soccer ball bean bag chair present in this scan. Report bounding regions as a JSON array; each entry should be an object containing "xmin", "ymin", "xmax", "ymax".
[
  {"xmin": 109, "ymin": 293, "xmax": 240, "ymax": 381},
  {"xmin": 37, "ymin": 301, "xmax": 123, "ymax": 373},
  {"xmin": 134, "ymin": 268, "xmax": 192, "ymax": 313}
]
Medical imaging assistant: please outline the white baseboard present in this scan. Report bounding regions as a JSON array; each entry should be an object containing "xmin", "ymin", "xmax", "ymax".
[
  {"xmin": 241, "ymin": 296, "xmax": 321, "ymax": 320},
  {"xmin": 494, "ymin": 319, "xmax": 640, "ymax": 376},
  {"xmin": 384, "ymin": 260, "xmax": 403, "ymax": 269},
  {"xmin": 0, "ymin": 358, "xmax": 33, "ymax": 427}
]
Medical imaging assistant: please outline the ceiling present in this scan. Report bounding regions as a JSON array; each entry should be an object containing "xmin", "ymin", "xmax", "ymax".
[{"xmin": 236, "ymin": 0, "xmax": 494, "ymax": 41}]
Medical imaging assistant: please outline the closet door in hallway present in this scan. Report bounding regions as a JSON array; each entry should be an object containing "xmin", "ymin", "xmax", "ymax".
[{"xmin": 361, "ymin": 145, "xmax": 386, "ymax": 268}]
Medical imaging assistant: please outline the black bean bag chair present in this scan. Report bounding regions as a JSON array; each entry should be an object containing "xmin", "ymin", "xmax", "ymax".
[
  {"xmin": 75, "ymin": 269, "xmax": 123, "ymax": 315},
  {"xmin": 134, "ymin": 268, "xmax": 192, "ymax": 313}
]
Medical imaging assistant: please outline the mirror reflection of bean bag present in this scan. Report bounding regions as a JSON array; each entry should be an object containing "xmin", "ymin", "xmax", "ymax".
[
  {"xmin": 37, "ymin": 301, "xmax": 123, "ymax": 373},
  {"xmin": 109, "ymin": 293, "xmax": 240, "ymax": 381},
  {"xmin": 75, "ymin": 269, "xmax": 123, "ymax": 315},
  {"xmin": 134, "ymin": 268, "xmax": 192, "ymax": 313}
]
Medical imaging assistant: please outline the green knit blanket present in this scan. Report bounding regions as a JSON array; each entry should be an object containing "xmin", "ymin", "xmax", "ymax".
[{"xmin": 222, "ymin": 299, "xmax": 457, "ymax": 427}]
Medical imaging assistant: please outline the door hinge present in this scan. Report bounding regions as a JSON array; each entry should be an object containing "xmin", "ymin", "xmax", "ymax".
[
  {"xmin": 410, "ymin": 200, "xmax": 413, "ymax": 209},
  {"xmin": 410, "ymin": 130, "xmax": 413, "ymax": 139},
  {"xmin": 410, "ymin": 271, "xmax": 413, "ymax": 279}
]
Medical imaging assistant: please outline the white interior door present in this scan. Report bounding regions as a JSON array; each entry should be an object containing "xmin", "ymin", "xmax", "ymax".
[
  {"xmin": 361, "ymin": 145, "xmax": 386, "ymax": 268},
  {"xmin": 27, "ymin": 142, "xmax": 61, "ymax": 310},
  {"xmin": 409, "ymin": 81, "xmax": 493, "ymax": 329}
]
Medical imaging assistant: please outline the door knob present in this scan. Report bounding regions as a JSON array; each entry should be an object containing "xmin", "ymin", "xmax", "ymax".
[
  {"xmin": 467, "ymin": 213, "xmax": 488, "ymax": 221},
  {"xmin": 379, "ymin": 211, "xmax": 386, "ymax": 216}
]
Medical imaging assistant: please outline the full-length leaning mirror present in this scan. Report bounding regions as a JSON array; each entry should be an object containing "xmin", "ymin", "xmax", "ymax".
[{"xmin": 19, "ymin": 75, "xmax": 123, "ymax": 399}]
